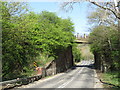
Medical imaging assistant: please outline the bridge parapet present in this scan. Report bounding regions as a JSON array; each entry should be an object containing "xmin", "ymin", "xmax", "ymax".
[
  {"xmin": 75, "ymin": 39, "xmax": 89, "ymax": 44},
  {"xmin": 74, "ymin": 33, "xmax": 90, "ymax": 44},
  {"xmin": 75, "ymin": 33, "xmax": 89, "ymax": 40}
]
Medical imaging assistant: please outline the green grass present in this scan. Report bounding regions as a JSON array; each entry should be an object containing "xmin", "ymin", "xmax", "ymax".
[{"xmin": 101, "ymin": 71, "xmax": 120, "ymax": 88}]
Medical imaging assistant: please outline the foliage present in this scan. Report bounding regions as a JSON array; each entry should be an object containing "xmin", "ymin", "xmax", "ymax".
[
  {"xmin": 2, "ymin": 2, "xmax": 75, "ymax": 80},
  {"xmin": 77, "ymin": 44, "xmax": 94, "ymax": 60},
  {"xmin": 87, "ymin": 8, "xmax": 117, "ymax": 27},
  {"xmin": 72, "ymin": 44, "xmax": 81, "ymax": 62},
  {"xmin": 88, "ymin": 7, "xmax": 120, "ymax": 72},
  {"xmin": 31, "ymin": 11, "xmax": 75, "ymax": 56},
  {"xmin": 35, "ymin": 53, "xmax": 55, "ymax": 67},
  {"xmin": 2, "ymin": 2, "xmax": 35, "ymax": 80},
  {"xmin": 89, "ymin": 25, "xmax": 120, "ymax": 71}
]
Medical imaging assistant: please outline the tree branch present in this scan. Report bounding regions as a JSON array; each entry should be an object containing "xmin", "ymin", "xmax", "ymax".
[{"xmin": 91, "ymin": 2, "xmax": 120, "ymax": 19}]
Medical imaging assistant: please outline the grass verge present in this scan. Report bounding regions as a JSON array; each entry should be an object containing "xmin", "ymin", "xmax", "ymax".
[{"xmin": 97, "ymin": 71, "xmax": 120, "ymax": 88}]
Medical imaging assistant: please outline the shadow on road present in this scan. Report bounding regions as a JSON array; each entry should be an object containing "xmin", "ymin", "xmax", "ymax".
[
  {"xmin": 75, "ymin": 64, "xmax": 95, "ymax": 69},
  {"xmin": 65, "ymin": 63, "xmax": 95, "ymax": 73}
]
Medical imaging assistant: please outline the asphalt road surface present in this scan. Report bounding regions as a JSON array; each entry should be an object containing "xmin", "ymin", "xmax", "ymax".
[{"xmin": 18, "ymin": 60, "xmax": 102, "ymax": 88}]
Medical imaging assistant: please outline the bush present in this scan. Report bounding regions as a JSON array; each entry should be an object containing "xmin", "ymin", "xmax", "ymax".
[
  {"xmin": 2, "ymin": 2, "xmax": 75, "ymax": 80},
  {"xmin": 72, "ymin": 45, "xmax": 81, "ymax": 62}
]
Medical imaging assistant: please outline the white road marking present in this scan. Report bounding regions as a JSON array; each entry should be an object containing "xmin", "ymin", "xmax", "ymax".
[
  {"xmin": 78, "ymin": 67, "xmax": 84, "ymax": 74},
  {"xmin": 57, "ymin": 61, "xmax": 90, "ymax": 88},
  {"xmin": 57, "ymin": 67, "xmax": 84, "ymax": 88}
]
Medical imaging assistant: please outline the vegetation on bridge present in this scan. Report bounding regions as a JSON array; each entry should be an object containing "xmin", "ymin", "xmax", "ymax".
[{"xmin": 1, "ymin": 2, "xmax": 81, "ymax": 81}]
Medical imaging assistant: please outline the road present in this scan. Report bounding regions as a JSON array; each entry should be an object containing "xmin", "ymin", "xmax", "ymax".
[{"xmin": 18, "ymin": 60, "xmax": 102, "ymax": 88}]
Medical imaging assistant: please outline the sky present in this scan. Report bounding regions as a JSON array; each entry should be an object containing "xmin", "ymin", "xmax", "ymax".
[{"xmin": 28, "ymin": 2, "xmax": 92, "ymax": 36}]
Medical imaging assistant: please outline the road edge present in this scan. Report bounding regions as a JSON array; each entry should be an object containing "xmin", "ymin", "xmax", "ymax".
[{"xmin": 94, "ymin": 69, "xmax": 103, "ymax": 88}]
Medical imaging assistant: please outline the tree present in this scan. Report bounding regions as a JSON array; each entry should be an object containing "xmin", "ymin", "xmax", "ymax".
[
  {"xmin": 30, "ymin": 11, "xmax": 75, "ymax": 56},
  {"xmin": 1, "ymin": 2, "xmax": 35, "ymax": 80},
  {"xmin": 2, "ymin": 1, "xmax": 75, "ymax": 80},
  {"xmin": 89, "ymin": 25, "xmax": 119, "ymax": 71},
  {"xmin": 88, "ymin": 7, "xmax": 120, "ymax": 72},
  {"xmin": 72, "ymin": 44, "xmax": 81, "ymax": 62},
  {"xmin": 87, "ymin": 8, "xmax": 117, "ymax": 27},
  {"xmin": 61, "ymin": 1, "xmax": 120, "ymax": 19},
  {"xmin": 61, "ymin": 0, "xmax": 120, "ymax": 72}
]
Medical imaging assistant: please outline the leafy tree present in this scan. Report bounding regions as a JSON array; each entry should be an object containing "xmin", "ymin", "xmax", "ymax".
[
  {"xmin": 89, "ymin": 25, "xmax": 119, "ymax": 71},
  {"xmin": 72, "ymin": 44, "xmax": 81, "ymax": 62},
  {"xmin": 86, "ymin": 6, "xmax": 119, "ymax": 72},
  {"xmin": 1, "ymin": 2, "xmax": 32, "ymax": 80},
  {"xmin": 30, "ymin": 11, "xmax": 75, "ymax": 56},
  {"xmin": 2, "ymin": 2, "xmax": 75, "ymax": 80}
]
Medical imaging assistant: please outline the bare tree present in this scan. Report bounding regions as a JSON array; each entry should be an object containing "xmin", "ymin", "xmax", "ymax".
[
  {"xmin": 61, "ymin": 0, "xmax": 120, "ymax": 43},
  {"xmin": 61, "ymin": 1, "xmax": 120, "ymax": 19}
]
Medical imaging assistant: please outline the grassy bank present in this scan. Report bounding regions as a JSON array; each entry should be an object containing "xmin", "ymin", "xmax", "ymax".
[{"xmin": 100, "ymin": 71, "xmax": 120, "ymax": 88}]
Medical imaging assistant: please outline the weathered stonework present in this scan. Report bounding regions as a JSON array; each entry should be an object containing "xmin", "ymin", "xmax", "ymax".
[{"xmin": 45, "ymin": 46, "xmax": 74, "ymax": 76}]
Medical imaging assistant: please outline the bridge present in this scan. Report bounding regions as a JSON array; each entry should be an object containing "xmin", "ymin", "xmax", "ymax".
[
  {"xmin": 74, "ymin": 38, "xmax": 91, "ymax": 44},
  {"xmin": 75, "ymin": 39, "xmax": 89, "ymax": 44},
  {"xmin": 74, "ymin": 33, "xmax": 90, "ymax": 44}
]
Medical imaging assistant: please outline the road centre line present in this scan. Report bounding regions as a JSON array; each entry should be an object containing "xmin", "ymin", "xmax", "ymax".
[
  {"xmin": 57, "ymin": 67, "xmax": 84, "ymax": 88},
  {"xmin": 57, "ymin": 61, "xmax": 89, "ymax": 88}
]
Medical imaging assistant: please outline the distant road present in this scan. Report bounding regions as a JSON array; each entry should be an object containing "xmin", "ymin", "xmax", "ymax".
[{"xmin": 17, "ymin": 60, "xmax": 102, "ymax": 88}]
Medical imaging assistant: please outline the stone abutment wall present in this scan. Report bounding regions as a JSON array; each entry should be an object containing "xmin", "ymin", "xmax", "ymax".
[{"xmin": 45, "ymin": 46, "xmax": 74, "ymax": 76}]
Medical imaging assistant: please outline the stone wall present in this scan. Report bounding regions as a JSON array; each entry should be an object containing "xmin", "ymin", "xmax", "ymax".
[{"xmin": 45, "ymin": 46, "xmax": 74, "ymax": 76}]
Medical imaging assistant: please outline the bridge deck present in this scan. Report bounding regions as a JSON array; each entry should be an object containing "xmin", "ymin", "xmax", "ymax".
[{"xmin": 75, "ymin": 39, "xmax": 89, "ymax": 44}]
